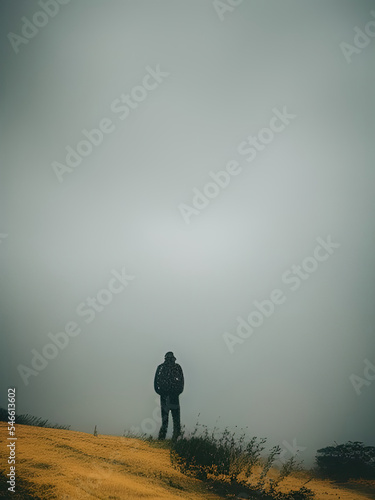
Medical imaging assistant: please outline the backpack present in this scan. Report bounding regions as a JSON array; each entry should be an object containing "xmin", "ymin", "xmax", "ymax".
[{"xmin": 155, "ymin": 363, "xmax": 183, "ymax": 395}]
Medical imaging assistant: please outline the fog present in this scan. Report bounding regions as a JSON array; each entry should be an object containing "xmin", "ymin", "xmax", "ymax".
[{"xmin": 1, "ymin": 0, "xmax": 375, "ymax": 467}]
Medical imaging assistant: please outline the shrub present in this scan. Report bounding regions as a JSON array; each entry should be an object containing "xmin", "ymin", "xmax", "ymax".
[
  {"xmin": 169, "ymin": 420, "xmax": 314, "ymax": 499},
  {"xmin": 0, "ymin": 407, "xmax": 70, "ymax": 430},
  {"xmin": 315, "ymin": 441, "xmax": 375, "ymax": 481}
]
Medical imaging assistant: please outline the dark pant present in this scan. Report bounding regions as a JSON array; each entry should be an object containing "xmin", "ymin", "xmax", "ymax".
[{"xmin": 158, "ymin": 394, "xmax": 181, "ymax": 439}]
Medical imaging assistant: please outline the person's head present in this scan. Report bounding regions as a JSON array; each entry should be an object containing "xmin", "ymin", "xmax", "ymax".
[{"xmin": 164, "ymin": 351, "xmax": 176, "ymax": 364}]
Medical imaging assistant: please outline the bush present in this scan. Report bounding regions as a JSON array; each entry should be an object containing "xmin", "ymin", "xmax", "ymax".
[
  {"xmin": 315, "ymin": 441, "xmax": 375, "ymax": 481},
  {"xmin": 0, "ymin": 407, "xmax": 70, "ymax": 430},
  {"xmin": 169, "ymin": 420, "xmax": 314, "ymax": 499}
]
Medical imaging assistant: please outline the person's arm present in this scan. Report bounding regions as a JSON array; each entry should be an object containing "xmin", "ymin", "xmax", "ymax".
[
  {"xmin": 178, "ymin": 365, "xmax": 184, "ymax": 394},
  {"xmin": 154, "ymin": 366, "xmax": 161, "ymax": 395}
]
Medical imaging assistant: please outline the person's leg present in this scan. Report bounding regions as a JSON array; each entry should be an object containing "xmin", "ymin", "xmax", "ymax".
[
  {"xmin": 171, "ymin": 408, "xmax": 181, "ymax": 439},
  {"xmin": 170, "ymin": 395, "xmax": 181, "ymax": 439},
  {"xmin": 158, "ymin": 396, "xmax": 169, "ymax": 439}
]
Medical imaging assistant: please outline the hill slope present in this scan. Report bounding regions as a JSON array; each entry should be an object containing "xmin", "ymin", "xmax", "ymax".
[
  {"xmin": 0, "ymin": 422, "xmax": 223, "ymax": 499},
  {"xmin": 1, "ymin": 422, "xmax": 375, "ymax": 499}
]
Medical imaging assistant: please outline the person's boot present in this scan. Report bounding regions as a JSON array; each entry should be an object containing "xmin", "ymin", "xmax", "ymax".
[
  {"xmin": 158, "ymin": 426, "xmax": 167, "ymax": 440},
  {"xmin": 172, "ymin": 427, "xmax": 181, "ymax": 440}
]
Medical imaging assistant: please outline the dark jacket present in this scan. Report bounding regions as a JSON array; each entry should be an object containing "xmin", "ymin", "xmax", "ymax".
[{"xmin": 154, "ymin": 362, "xmax": 184, "ymax": 396}]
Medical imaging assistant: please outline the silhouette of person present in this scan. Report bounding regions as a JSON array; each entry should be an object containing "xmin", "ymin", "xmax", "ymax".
[{"xmin": 154, "ymin": 352, "xmax": 184, "ymax": 440}]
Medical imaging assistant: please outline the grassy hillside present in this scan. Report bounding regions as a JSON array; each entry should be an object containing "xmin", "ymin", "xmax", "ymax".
[{"xmin": 1, "ymin": 422, "xmax": 374, "ymax": 499}]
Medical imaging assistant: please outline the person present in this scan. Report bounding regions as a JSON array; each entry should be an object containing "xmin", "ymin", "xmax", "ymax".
[{"xmin": 154, "ymin": 351, "xmax": 184, "ymax": 440}]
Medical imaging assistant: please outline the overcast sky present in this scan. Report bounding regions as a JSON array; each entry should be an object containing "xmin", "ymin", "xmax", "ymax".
[{"xmin": 1, "ymin": 0, "xmax": 374, "ymax": 466}]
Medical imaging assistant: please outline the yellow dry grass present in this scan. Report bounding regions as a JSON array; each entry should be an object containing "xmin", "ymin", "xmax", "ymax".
[
  {"xmin": 1, "ymin": 422, "xmax": 374, "ymax": 499},
  {"xmin": 0, "ymin": 422, "xmax": 221, "ymax": 499}
]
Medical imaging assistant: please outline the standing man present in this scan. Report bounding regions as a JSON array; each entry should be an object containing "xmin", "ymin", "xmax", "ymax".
[{"xmin": 154, "ymin": 352, "xmax": 184, "ymax": 440}]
